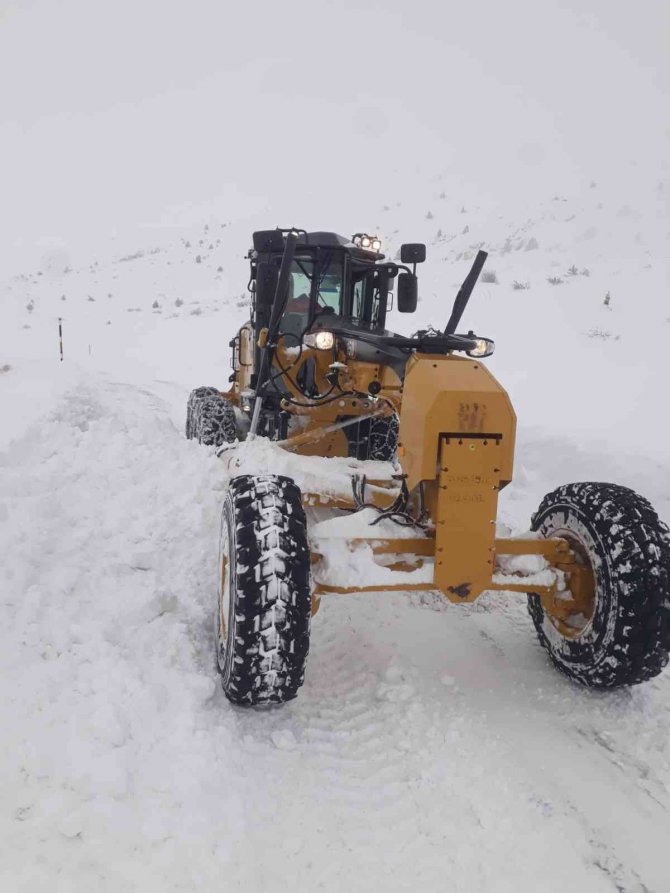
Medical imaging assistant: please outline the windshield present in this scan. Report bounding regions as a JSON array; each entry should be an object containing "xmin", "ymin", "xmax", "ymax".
[
  {"xmin": 279, "ymin": 253, "xmax": 344, "ymax": 343},
  {"xmin": 316, "ymin": 253, "xmax": 343, "ymax": 313}
]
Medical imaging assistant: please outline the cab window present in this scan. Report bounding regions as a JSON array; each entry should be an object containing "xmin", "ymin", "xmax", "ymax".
[
  {"xmin": 280, "ymin": 258, "xmax": 314, "ymax": 343},
  {"xmin": 315, "ymin": 254, "xmax": 343, "ymax": 314},
  {"xmin": 351, "ymin": 275, "xmax": 371, "ymax": 323},
  {"xmin": 279, "ymin": 253, "xmax": 344, "ymax": 344}
]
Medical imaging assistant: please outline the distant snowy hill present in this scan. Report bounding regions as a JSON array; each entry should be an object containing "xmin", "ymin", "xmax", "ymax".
[{"xmin": 3, "ymin": 166, "xmax": 668, "ymax": 458}]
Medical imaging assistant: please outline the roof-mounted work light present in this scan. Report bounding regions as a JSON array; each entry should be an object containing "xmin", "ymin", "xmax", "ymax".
[{"xmin": 352, "ymin": 233, "xmax": 382, "ymax": 252}]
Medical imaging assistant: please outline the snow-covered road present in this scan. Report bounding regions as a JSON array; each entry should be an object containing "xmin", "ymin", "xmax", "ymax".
[{"xmin": 2, "ymin": 371, "xmax": 669, "ymax": 891}]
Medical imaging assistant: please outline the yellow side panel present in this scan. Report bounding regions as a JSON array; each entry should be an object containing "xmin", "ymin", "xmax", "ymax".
[
  {"xmin": 435, "ymin": 437, "xmax": 502, "ymax": 601},
  {"xmin": 398, "ymin": 354, "xmax": 516, "ymax": 493}
]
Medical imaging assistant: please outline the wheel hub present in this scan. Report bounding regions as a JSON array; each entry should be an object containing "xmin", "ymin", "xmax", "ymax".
[{"xmin": 543, "ymin": 531, "xmax": 596, "ymax": 638}]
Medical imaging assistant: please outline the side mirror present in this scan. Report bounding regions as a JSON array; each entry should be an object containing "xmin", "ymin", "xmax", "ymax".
[
  {"xmin": 400, "ymin": 243, "xmax": 426, "ymax": 264},
  {"xmin": 397, "ymin": 272, "xmax": 418, "ymax": 312},
  {"xmin": 256, "ymin": 261, "xmax": 278, "ymax": 307}
]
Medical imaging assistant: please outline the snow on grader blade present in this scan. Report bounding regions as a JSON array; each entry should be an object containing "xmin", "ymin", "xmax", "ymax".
[{"xmin": 188, "ymin": 228, "xmax": 670, "ymax": 707}]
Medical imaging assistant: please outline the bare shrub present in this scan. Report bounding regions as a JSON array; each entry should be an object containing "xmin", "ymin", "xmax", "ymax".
[
  {"xmin": 481, "ymin": 270, "xmax": 498, "ymax": 284},
  {"xmin": 118, "ymin": 250, "xmax": 144, "ymax": 262},
  {"xmin": 547, "ymin": 276, "xmax": 564, "ymax": 285},
  {"xmin": 512, "ymin": 281, "xmax": 530, "ymax": 290}
]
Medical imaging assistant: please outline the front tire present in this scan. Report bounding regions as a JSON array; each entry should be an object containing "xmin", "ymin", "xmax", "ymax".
[
  {"xmin": 528, "ymin": 482, "xmax": 670, "ymax": 689},
  {"xmin": 217, "ymin": 475, "xmax": 311, "ymax": 706}
]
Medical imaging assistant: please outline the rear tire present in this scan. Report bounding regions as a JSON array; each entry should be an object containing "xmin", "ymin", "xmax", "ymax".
[
  {"xmin": 216, "ymin": 475, "xmax": 311, "ymax": 706},
  {"xmin": 369, "ymin": 414, "xmax": 399, "ymax": 461},
  {"xmin": 186, "ymin": 387, "xmax": 237, "ymax": 446},
  {"xmin": 346, "ymin": 413, "xmax": 398, "ymax": 461},
  {"xmin": 528, "ymin": 482, "xmax": 670, "ymax": 688}
]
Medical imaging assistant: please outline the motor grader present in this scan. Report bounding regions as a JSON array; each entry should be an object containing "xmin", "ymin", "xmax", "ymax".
[{"xmin": 187, "ymin": 228, "xmax": 670, "ymax": 707}]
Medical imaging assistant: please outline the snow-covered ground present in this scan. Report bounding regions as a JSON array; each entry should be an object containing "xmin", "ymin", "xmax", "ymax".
[{"xmin": 2, "ymin": 1, "xmax": 670, "ymax": 889}]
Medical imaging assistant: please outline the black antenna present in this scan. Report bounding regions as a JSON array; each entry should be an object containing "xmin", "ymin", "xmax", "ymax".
[{"xmin": 444, "ymin": 250, "xmax": 488, "ymax": 335}]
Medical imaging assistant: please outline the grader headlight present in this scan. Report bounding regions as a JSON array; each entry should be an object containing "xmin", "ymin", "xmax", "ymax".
[
  {"xmin": 467, "ymin": 338, "xmax": 495, "ymax": 358},
  {"xmin": 304, "ymin": 331, "xmax": 335, "ymax": 350}
]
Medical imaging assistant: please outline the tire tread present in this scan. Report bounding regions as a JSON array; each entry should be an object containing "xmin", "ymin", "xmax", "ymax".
[
  {"xmin": 528, "ymin": 482, "xmax": 670, "ymax": 688},
  {"xmin": 220, "ymin": 474, "xmax": 311, "ymax": 706}
]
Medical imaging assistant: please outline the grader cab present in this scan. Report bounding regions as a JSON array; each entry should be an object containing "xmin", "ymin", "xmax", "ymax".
[
  {"xmin": 186, "ymin": 228, "xmax": 670, "ymax": 707},
  {"xmin": 229, "ymin": 228, "xmax": 427, "ymax": 457}
]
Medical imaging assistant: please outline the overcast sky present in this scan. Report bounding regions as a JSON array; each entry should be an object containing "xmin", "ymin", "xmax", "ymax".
[{"xmin": 1, "ymin": 0, "xmax": 668, "ymax": 269}]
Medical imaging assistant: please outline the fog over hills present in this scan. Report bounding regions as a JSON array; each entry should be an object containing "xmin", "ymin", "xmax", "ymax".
[{"xmin": 1, "ymin": 0, "xmax": 668, "ymax": 272}]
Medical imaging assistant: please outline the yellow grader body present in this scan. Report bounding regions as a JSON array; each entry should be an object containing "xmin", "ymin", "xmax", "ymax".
[
  {"xmin": 188, "ymin": 228, "xmax": 669, "ymax": 706},
  {"xmin": 230, "ymin": 320, "xmax": 402, "ymax": 458}
]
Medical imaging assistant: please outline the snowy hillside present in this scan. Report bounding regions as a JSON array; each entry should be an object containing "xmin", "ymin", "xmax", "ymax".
[{"xmin": 2, "ymin": 171, "xmax": 670, "ymax": 891}]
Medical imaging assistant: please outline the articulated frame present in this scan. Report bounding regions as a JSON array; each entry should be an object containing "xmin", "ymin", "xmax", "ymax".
[{"xmin": 306, "ymin": 476, "xmax": 587, "ymax": 622}]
